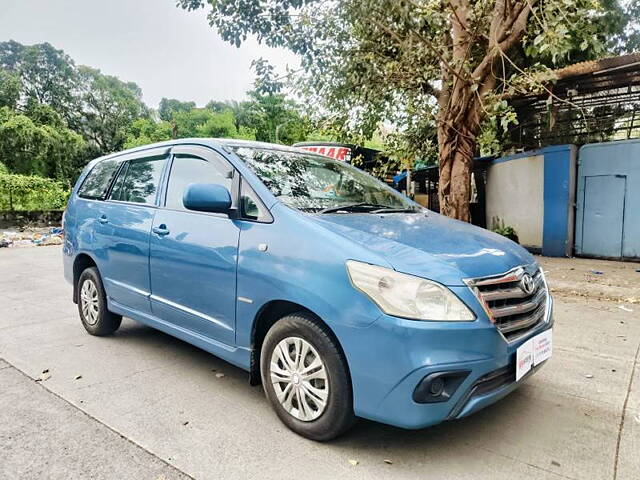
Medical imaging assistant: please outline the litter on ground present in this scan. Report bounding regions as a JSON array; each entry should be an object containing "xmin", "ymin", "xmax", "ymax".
[{"xmin": 0, "ymin": 227, "xmax": 63, "ymax": 248}]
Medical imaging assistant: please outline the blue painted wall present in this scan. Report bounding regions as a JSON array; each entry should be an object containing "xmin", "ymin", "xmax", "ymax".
[
  {"xmin": 541, "ymin": 145, "xmax": 577, "ymax": 257},
  {"xmin": 575, "ymin": 139, "xmax": 640, "ymax": 259},
  {"xmin": 488, "ymin": 145, "xmax": 576, "ymax": 257}
]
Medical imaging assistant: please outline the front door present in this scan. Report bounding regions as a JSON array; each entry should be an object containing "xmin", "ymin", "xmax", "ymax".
[
  {"xmin": 581, "ymin": 175, "xmax": 626, "ymax": 258},
  {"xmin": 149, "ymin": 146, "xmax": 239, "ymax": 345}
]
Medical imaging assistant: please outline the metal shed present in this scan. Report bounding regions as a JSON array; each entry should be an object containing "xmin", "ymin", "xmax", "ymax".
[{"xmin": 575, "ymin": 138, "xmax": 640, "ymax": 260}]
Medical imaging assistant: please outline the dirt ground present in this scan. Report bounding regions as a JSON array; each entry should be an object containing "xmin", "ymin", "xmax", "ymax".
[{"xmin": 538, "ymin": 255, "xmax": 640, "ymax": 305}]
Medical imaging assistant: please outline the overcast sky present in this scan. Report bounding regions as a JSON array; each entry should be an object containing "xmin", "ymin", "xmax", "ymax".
[{"xmin": 0, "ymin": 0, "xmax": 297, "ymax": 108}]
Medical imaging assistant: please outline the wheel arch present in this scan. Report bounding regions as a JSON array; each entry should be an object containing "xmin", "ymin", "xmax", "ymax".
[
  {"xmin": 249, "ymin": 300, "xmax": 352, "ymax": 387},
  {"xmin": 72, "ymin": 253, "xmax": 99, "ymax": 304}
]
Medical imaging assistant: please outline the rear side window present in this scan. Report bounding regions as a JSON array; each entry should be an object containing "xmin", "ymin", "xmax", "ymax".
[
  {"xmin": 78, "ymin": 159, "xmax": 120, "ymax": 199},
  {"xmin": 165, "ymin": 155, "xmax": 233, "ymax": 210},
  {"xmin": 109, "ymin": 157, "xmax": 166, "ymax": 205}
]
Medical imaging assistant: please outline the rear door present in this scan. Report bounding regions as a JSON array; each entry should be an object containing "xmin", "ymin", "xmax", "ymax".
[
  {"xmin": 581, "ymin": 175, "xmax": 626, "ymax": 258},
  {"xmin": 148, "ymin": 145, "xmax": 240, "ymax": 345},
  {"xmin": 94, "ymin": 148, "xmax": 169, "ymax": 314}
]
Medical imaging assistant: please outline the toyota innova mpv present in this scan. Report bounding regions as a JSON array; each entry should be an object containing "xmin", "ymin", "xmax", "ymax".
[{"xmin": 63, "ymin": 139, "xmax": 553, "ymax": 440}]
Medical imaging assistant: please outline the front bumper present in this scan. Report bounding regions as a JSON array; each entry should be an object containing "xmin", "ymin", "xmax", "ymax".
[{"xmin": 336, "ymin": 290, "xmax": 554, "ymax": 429}]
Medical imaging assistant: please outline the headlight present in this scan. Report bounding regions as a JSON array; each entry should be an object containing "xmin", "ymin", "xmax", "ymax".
[{"xmin": 346, "ymin": 260, "xmax": 475, "ymax": 321}]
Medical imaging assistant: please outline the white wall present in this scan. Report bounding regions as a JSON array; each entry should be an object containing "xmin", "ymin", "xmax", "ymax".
[{"xmin": 486, "ymin": 155, "xmax": 544, "ymax": 249}]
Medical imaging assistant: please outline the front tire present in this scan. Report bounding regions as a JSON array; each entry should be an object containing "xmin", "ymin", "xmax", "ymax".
[
  {"xmin": 77, "ymin": 267, "xmax": 122, "ymax": 336},
  {"xmin": 260, "ymin": 313, "xmax": 355, "ymax": 441}
]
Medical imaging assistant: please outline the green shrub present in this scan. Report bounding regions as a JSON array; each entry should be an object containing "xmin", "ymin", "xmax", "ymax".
[
  {"xmin": 491, "ymin": 217, "xmax": 519, "ymax": 243},
  {"xmin": 0, "ymin": 172, "xmax": 70, "ymax": 211}
]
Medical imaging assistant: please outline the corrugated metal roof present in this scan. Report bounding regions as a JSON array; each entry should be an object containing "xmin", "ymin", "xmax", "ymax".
[{"xmin": 554, "ymin": 52, "xmax": 640, "ymax": 80}]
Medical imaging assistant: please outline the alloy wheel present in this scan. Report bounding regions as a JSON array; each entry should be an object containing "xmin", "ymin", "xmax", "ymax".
[
  {"xmin": 269, "ymin": 336, "xmax": 329, "ymax": 421},
  {"xmin": 80, "ymin": 279, "xmax": 100, "ymax": 325}
]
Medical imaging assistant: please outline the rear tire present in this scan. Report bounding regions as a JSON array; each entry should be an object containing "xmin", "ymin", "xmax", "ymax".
[
  {"xmin": 260, "ymin": 312, "xmax": 355, "ymax": 441},
  {"xmin": 77, "ymin": 267, "xmax": 122, "ymax": 336}
]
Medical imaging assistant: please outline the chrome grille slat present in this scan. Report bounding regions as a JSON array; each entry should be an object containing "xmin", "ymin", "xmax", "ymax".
[
  {"xmin": 490, "ymin": 287, "xmax": 546, "ymax": 318},
  {"xmin": 498, "ymin": 302, "xmax": 546, "ymax": 334},
  {"xmin": 479, "ymin": 276, "xmax": 544, "ymax": 302},
  {"xmin": 465, "ymin": 265, "xmax": 549, "ymax": 342}
]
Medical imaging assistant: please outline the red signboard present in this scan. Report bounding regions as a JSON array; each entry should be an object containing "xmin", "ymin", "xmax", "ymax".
[{"xmin": 299, "ymin": 145, "xmax": 351, "ymax": 162}]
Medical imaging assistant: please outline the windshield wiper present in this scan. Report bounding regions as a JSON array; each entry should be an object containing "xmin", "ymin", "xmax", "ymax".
[
  {"xmin": 319, "ymin": 202, "xmax": 391, "ymax": 214},
  {"xmin": 370, "ymin": 206, "xmax": 421, "ymax": 214}
]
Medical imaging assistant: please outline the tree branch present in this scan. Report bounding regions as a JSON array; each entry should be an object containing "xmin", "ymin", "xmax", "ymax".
[
  {"xmin": 472, "ymin": 0, "xmax": 535, "ymax": 83},
  {"xmin": 370, "ymin": 17, "xmax": 468, "ymax": 86},
  {"xmin": 489, "ymin": 0, "xmax": 506, "ymax": 43}
]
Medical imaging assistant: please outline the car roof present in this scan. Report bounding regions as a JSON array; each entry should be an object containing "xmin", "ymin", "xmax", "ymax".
[{"xmin": 93, "ymin": 138, "xmax": 309, "ymax": 164}]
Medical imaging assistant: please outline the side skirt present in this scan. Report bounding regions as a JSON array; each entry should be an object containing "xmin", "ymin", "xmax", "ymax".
[{"xmin": 108, "ymin": 298, "xmax": 252, "ymax": 372}]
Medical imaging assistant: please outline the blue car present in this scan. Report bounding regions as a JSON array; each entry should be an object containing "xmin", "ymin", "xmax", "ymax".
[{"xmin": 63, "ymin": 139, "xmax": 553, "ymax": 440}]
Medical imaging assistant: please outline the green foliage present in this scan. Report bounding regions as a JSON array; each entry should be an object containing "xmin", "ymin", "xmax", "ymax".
[
  {"xmin": 243, "ymin": 87, "xmax": 309, "ymax": 144},
  {"xmin": 171, "ymin": 108, "xmax": 217, "ymax": 137},
  {"xmin": 159, "ymin": 98, "xmax": 196, "ymax": 122},
  {"xmin": 76, "ymin": 66, "xmax": 149, "ymax": 153},
  {"xmin": 491, "ymin": 218, "xmax": 519, "ymax": 243},
  {"xmin": 178, "ymin": 0, "xmax": 638, "ymax": 168},
  {"xmin": 0, "ymin": 106, "xmax": 86, "ymax": 183},
  {"xmin": 478, "ymin": 100, "xmax": 520, "ymax": 157},
  {"xmin": 0, "ymin": 172, "xmax": 70, "ymax": 211},
  {"xmin": 0, "ymin": 41, "xmax": 148, "ymax": 157},
  {"xmin": 0, "ymin": 38, "xmax": 325, "ymax": 210},
  {"xmin": 127, "ymin": 90, "xmax": 311, "ymax": 146},
  {"xmin": 0, "ymin": 70, "xmax": 21, "ymax": 109},
  {"xmin": 620, "ymin": 0, "xmax": 640, "ymax": 53},
  {"xmin": 0, "ymin": 41, "xmax": 78, "ymax": 121},
  {"xmin": 124, "ymin": 118, "xmax": 173, "ymax": 149},
  {"xmin": 196, "ymin": 109, "xmax": 239, "ymax": 137},
  {"xmin": 125, "ymin": 107, "xmax": 259, "ymax": 147}
]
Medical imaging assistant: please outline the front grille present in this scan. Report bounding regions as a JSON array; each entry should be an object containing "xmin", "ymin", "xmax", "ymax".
[{"xmin": 466, "ymin": 266, "xmax": 549, "ymax": 342}]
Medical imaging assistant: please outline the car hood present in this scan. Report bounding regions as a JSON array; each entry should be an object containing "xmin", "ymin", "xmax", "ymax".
[{"xmin": 311, "ymin": 212, "xmax": 536, "ymax": 286}]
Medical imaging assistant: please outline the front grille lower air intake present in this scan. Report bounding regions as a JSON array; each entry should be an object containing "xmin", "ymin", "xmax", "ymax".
[{"xmin": 465, "ymin": 266, "xmax": 549, "ymax": 342}]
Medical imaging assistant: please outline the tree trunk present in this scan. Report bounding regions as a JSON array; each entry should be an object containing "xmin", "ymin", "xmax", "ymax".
[{"xmin": 437, "ymin": 102, "xmax": 481, "ymax": 222}]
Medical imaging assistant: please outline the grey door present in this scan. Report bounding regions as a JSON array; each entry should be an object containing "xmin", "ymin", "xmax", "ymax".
[{"xmin": 581, "ymin": 175, "xmax": 626, "ymax": 258}]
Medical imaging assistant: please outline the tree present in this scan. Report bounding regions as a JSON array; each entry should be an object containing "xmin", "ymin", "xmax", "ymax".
[
  {"xmin": 159, "ymin": 98, "xmax": 196, "ymax": 122},
  {"xmin": 609, "ymin": 0, "xmax": 640, "ymax": 53},
  {"xmin": 0, "ymin": 70, "xmax": 21, "ymax": 109},
  {"xmin": 0, "ymin": 106, "xmax": 85, "ymax": 183},
  {"xmin": 196, "ymin": 109, "xmax": 240, "ymax": 138},
  {"xmin": 0, "ymin": 41, "xmax": 78, "ymax": 121},
  {"xmin": 239, "ymin": 63, "xmax": 310, "ymax": 145},
  {"xmin": 124, "ymin": 118, "xmax": 173, "ymax": 149},
  {"xmin": 125, "ymin": 107, "xmax": 255, "ymax": 147},
  {"xmin": 0, "ymin": 172, "xmax": 70, "ymax": 211},
  {"xmin": 76, "ymin": 66, "xmax": 149, "ymax": 154},
  {"xmin": 178, "ymin": 0, "xmax": 626, "ymax": 221},
  {"xmin": 0, "ymin": 41, "xmax": 152, "ymax": 157},
  {"xmin": 207, "ymin": 99, "xmax": 253, "ymax": 132}
]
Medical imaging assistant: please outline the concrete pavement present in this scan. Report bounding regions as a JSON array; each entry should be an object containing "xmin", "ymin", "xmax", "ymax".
[
  {"xmin": 0, "ymin": 246, "xmax": 638, "ymax": 479},
  {"xmin": 0, "ymin": 360, "xmax": 190, "ymax": 480}
]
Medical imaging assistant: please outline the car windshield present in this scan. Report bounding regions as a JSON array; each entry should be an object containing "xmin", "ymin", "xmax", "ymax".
[{"xmin": 232, "ymin": 147, "xmax": 419, "ymax": 213}]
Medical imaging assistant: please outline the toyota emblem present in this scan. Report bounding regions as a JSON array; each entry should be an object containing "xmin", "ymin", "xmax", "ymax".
[{"xmin": 520, "ymin": 273, "xmax": 535, "ymax": 295}]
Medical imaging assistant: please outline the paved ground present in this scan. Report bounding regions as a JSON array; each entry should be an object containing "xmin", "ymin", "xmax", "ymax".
[{"xmin": 0, "ymin": 246, "xmax": 638, "ymax": 480}]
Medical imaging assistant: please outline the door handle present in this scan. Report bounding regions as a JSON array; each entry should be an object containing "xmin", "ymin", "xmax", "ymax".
[
  {"xmin": 98, "ymin": 215, "xmax": 108, "ymax": 224},
  {"xmin": 152, "ymin": 224, "xmax": 170, "ymax": 236}
]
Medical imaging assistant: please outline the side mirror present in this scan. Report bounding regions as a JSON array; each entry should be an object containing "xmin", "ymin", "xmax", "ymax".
[{"xmin": 183, "ymin": 183, "xmax": 232, "ymax": 214}]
